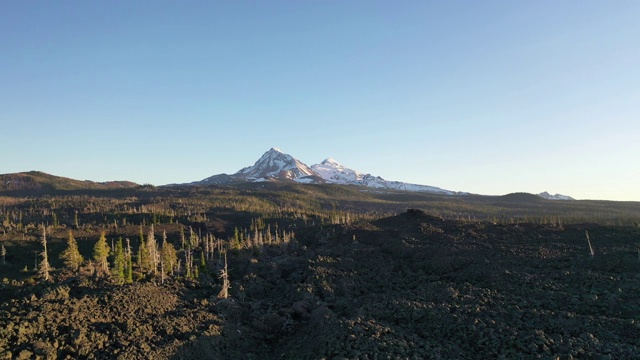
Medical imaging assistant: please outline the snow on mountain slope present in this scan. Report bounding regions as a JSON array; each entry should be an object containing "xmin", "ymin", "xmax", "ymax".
[
  {"xmin": 196, "ymin": 148, "xmax": 319, "ymax": 185},
  {"xmin": 311, "ymin": 158, "xmax": 456, "ymax": 195},
  {"xmin": 537, "ymin": 192, "xmax": 575, "ymax": 201},
  {"xmin": 237, "ymin": 148, "xmax": 315, "ymax": 181},
  {"xmin": 311, "ymin": 158, "xmax": 365, "ymax": 184},
  {"xmin": 196, "ymin": 148, "xmax": 459, "ymax": 195}
]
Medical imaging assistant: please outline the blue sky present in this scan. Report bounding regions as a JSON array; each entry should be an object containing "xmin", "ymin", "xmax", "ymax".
[{"xmin": 1, "ymin": 1, "xmax": 639, "ymax": 200}]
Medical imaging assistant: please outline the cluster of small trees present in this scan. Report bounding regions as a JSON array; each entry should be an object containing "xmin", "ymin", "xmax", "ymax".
[
  {"xmin": 135, "ymin": 225, "xmax": 179, "ymax": 283},
  {"xmin": 229, "ymin": 219, "xmax": 296, "ymax": 251},
  {"xmin": 19, "ymin": 212, "xmax": 299, "ymax": 300},
  {"xmin": 34, "ymin": 221, "xmax": 293, "ymax": 289},
  {"xmin": 25, "ymin": 224, "xmax": 185, "ymax": 286}
]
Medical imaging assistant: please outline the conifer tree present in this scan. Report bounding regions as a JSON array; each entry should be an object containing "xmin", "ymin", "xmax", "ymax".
[
  {"xmin": 266, "ymin": 224, "xmax": 273, "ymax": 244},
  {"xmin": 39, "ymin": 225, "xmax": 51, "ymax": 282},
  {"xmin": 147, "ymin": 224, "xmax": 158, "ymax": 275},
  {"xmin": 161, "ymin": 231, "xmax": 177, "ymax": 276},
  {"xmin": 60, "ymin": 230, "xmax": 84, "ymax": 272},
  {"xmin": 125, "ymin": 238, "xmax": 133, "ymax": 284},
  {"xmin": 185, "ymin": 247, "xmax": 193, "ymax": 279},
  {"xmin": 199, "ymin": 251, "xmax": 207, "ymax": 275},
  {"xmin": 93, "ymin": 231, "xmax": 110, "ymax": 275},
  {"xmin": 189, "ymin": 226, "xmax": 198, "ymax": 248},
  {"xmin": 138, "ymin": 227, "xmax": 151, "ymax": 275},
  {"xmin": 2, "ymin": 212, "xmax": 10, "ymax": 228},
  {"xmin": 205, "ymin": 234, "xmax": 210, "ymax": 260},
  {"xmin": 231, "ymin": 227, "xmax": 241, "ymax": 250},
  {"xmin": 180, "ymin": 225, "xmax": 185, "ymax": 250},
  {"xmin": 112, "ymin": 237, "xmax": 126, "ymax": 284},
  {"xmin": 160, "ymin": 255, "xmax": 165, "ymax": 284}
]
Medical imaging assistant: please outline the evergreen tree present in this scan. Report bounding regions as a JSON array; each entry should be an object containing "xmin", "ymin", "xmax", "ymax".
[
  {"xmin": 93, "ymin": 231, "xmax": 110, "ymax": 275},
  {"xmin": 180, "ymin": 225, "xmax": 185, "ymax": 250},
  {"xmin": 2, "ymin": 212, "xmax": 10, "ymax": 228},
  {"xmin": 161, "ymin": 231, "xmax": 177, "ymax": 276},
  {"xmin": 189, "ymin": 226, "xmax": 198, "ymax": 248},
  {"xmin": 147, "ymin": 224, "xmax": 158, "ymax": 275},
  {"xmin": 185, "ymin": 248, "xmax": 191, "ymax": 279},
  {"xmin": 125, "ymin": 238, "xmax": 133, "ymax": 284},
  {"xmin": 137, "ymin": 227, "xmax": 151, "ymax": 274},
  {"xmin": 199, "ymin": 251, "xmax": 207, "ymax": 275},
  {"xmin": 266, "ymin": 224, "xmax": 273, "ymax": 244},
  {"xmin": 60, "ymin": 230, "xmax": 84, "ymax": 272},
  {"xmin": 112, "ymin": 237, "xmax": 126, "ymax": 284},
  {"xmin": 230, "ymin": 227, "xmax": 241, "ymax": 250}
]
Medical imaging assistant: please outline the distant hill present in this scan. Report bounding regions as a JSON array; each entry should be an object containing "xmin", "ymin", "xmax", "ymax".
[
  {"xmin": 497, "ymin": 192, "xmax": 547, "ymax": 204},
  {"xmin": 0, "ymin": 171, "xmax": 138, "ymax": 193}
]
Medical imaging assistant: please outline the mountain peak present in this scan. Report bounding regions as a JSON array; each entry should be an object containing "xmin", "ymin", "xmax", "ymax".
[
  {"xmin": 321, "ymin": 158, "xmax": 342, "ymax": 167},
  {"xmin": 235, "ymin": 148, "xmax": 315, "ymax": 181},
  {"xmin": 537, "ymin": 191, "xmax": 574, "ymax": 201},
  {"xmin": 197, "ymin": 148, "xmax": 457, "ymax": 194}
]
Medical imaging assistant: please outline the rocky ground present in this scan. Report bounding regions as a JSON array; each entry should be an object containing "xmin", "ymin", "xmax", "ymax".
[{"xmin": 1, "ymin": 210, "xmax": 639, "ymax": 359}]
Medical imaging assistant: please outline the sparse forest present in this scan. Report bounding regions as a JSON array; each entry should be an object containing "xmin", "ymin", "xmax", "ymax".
[{"xmin": 1, "ymin": 183, "xmax": 639, "ymax": 359}]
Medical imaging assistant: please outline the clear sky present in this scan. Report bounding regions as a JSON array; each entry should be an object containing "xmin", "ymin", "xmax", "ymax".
[{"xmin": 1, "ymin": 1, "xmax": 639, "ymax": 201}]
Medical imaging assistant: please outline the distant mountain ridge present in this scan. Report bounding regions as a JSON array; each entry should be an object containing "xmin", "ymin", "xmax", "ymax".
[
  {"xmin": 310, "ymin": 157, "xmax": 457, "ymax": 195},
  {"xmin": 195, "ymin": 148, "xmax": 575, "ymax": 199},
  {"xmin": 196, "ymin": 148, "xmax": 459, "ymax": 195},
  {"xmin": 0, "ymin": 149, "xmax": 575, "ymax": 200}
]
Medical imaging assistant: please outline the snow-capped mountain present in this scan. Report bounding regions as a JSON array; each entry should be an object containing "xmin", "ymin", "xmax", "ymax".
[
  {"xmin": 194, "ymin": 148, "xmax": 575, "ymax": 199},
  {"xmin": 236, "ymin": 147, "xmax": 315, "ymax": 181},
  {"xmin": 196, "ymin": 148, "xmax": 458, "ymax": 194},
  {"xmin": 311, "ymin": 158, "xmax": 457, "ymax": 195},
  {"xmin": 537, "ymin": 192, "xmax": 575, "ymax": 201},
  {"xmin": 196, "ymin": 148, "xmax": 321, "ymax": 185}
]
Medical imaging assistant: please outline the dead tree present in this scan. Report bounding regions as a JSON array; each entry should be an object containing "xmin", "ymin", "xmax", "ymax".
[
  {"xmin": 217, "ymin": 252, "xmax": 230, "ymax": 299},
  {"xmin": 585, "ymin": 231, "xmax": 595, "ymax": 257},
  {"xmin": 39, "ymin": 225, "xmax": 51, "ymax": 282}
]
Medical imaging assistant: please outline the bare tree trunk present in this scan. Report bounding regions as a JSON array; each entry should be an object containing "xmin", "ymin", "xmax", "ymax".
[
  {"xmin": 586, "ymin": 231, "xmax": 595, "ymax": 257},
  {"xmin": 39, "ymin": 225, "xmax": 50, "ymax": 282},
  {"xmin": 217, "ymin": 252, "xmax": 230, "ymax": 299},
  {"xmin": 160, "ymin": 259, "xmax": 165, "ymax": 284}
]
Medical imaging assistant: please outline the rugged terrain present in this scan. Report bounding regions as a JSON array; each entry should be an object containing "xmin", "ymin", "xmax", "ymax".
[
  {"xmin": 195, "ymin": 148, "xmax": 460, "ymax": 195},
  {"xmin": 1, "ymin": 210, "xmax": 639, "ymax": 359}
]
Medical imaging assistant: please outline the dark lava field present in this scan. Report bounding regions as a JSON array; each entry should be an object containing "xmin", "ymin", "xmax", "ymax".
[{"xmin": 1, "ymin": 210, "xmax": 640, "ymax": 359}]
